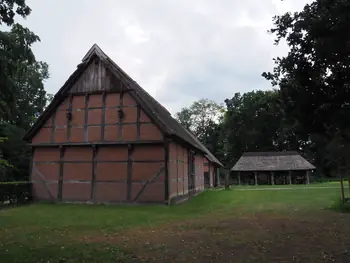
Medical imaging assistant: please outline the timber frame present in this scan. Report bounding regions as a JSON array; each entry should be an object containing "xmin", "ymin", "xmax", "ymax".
[{"xmin": 25, "ymin": 44, "xmax": 223, "ymax": 205}]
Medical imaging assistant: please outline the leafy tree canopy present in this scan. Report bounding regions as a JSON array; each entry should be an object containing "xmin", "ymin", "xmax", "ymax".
[
  {"xmin": 0, "ymin": 0, "xmax": 51, "ymax": 180},
  {"xmin": 262, "ymin": 0, "xmax": 350, "ymax": 155}
]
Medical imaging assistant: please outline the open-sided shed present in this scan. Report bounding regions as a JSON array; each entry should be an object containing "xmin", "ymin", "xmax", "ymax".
[
  {"xmin": 231, "ymin": 151, "xmax": 315, "ymax": 185},
  {"xmin": 24, "ymin": 44, "xmax": 222, "ymax": 204}
]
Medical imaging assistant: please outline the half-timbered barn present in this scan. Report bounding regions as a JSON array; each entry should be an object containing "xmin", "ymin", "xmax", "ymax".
[
  {"xmin": 231, "ymin": 151, "xmax": 315, "ymax": 185},
  {"xmin": 24, "ymin": 44, "xmax": 222, "ymax": 205}
]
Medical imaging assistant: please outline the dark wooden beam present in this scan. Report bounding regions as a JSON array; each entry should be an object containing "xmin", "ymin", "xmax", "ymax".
[
  {"xmin": 225, "ymin": 170, "xmax": 230, "ymax": 189},
  {"xmin": 127, "ymin": 143, "xmax": 133, "ymax": 201},
  {"xmin": 70, "ymin": 104, "xmax": 137, "ymax": 110},
  {"xmin": 136, "ymin": 104, "xmax": 141, "ymax": 139},
  {"xmin": 84, "ymin": 94, "xmax": 89, "ymax": 142},
  {"xmin": 58, "ymin": 146, "xmax": 65, "ymax": 201},
  {"xmin": 54, "ymin": 121, "xmax": 153, "ymax": 129},
  {"xmin": 270, "ymin": 171, "xmax": 275, "ymax": 185},
  {"xmin": 118, "ymin": 89, "xmax": 124, "ymax": 140},
  {"xmin": 183, "ymin": 148, "xmax": 185, "ymax": 194},
  {"xmin": 50, "ymin": 110, "xmax": 56, "ymax": 143},
  {"xmin": 176, "ymin": 143, "xmax": 179, "ymax": 196},
  {"xmin": 30, "ymin": 140, "xmax": 165, "ymax": 147},
  {"xmin": 35, "ymin": 160, "xmax": 164, "ymax": 164},
  {"xmin": 164, "ymin": 139, "xmax": 170, "ymax": 203},
  {"xmin": 306, "ymin": 170, "xmax": 310, "ymax": 184},
  {"xmin": 133, "ymin": 166, "xmax": 165, "ymax": 202},
  {"xmin": 66, "ymin": 95, "xmax": 73, "ymax": 142},
  {"xmin": 208, "ymin": 162, "xmax": 211, "ymax": 187},
  {"xmin": 29, "ymin": 147, "xmax": 35, "ymax": 184},
  {"xmin": 288, "ymin": 171, "xmax": 292, "ymax": 185},
  {"xmin": 91, "ymin": 145, "xmax": 97, "ymax": 201},
  {"xmin": 101, "ymin": 92, "xmax": 106, "ymax": 141}
]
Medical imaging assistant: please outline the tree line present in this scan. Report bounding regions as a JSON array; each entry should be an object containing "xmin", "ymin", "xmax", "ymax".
[
  {"xmin": 0, "ymin": 1, "xmax": 52, "ymax": 181},
  {"xmin": 1, "ymin": 0, "xmax": 350, "ymax": 180},
  {"xmin": 175, "ymin": 0, "xmax": 350, "ymax": 177}
]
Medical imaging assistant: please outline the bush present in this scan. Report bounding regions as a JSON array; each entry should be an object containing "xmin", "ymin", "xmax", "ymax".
[
  {"xmin": 0, "ymin": 181, "xmax": 32, "ymax": 206},
  {"xmin": 330, "ymin": 197, "xmax": 350, "ymax": 213},
  {"xmin": 313, "ymin": 177, "xmax": 344, "ymax": 183}
]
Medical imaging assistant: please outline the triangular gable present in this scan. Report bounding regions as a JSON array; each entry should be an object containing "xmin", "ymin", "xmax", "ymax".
[
  {"xmin": 24, "ymin": 44, "xmax": 223, "ymax": 167},
  {"xmin": 24, "ymin": 45, "xmax": 168, "ymax": 141}
]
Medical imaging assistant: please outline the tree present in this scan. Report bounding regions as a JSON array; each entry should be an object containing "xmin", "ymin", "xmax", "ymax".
[
  {"xmin": 263, "ymin": 0, "xmax": 350, "ymax": 173},
  {"xmin": 175, "ymin": 99, "xmax": 224, "ymax": 140},
  {"xmin": 223, "ymin": 90, "xmax": 297, "ymax": 166},
  {"xmin": 0, "ymin": 0, "xmax": 31, "ymax": 26},
  {"xmin": 175, "ymin": 107, "xmax": 192, "ymax": 131},
  {"xmin": 8, "ymin": 59, "xmax": 49, "ymax": 131},
  {"xmin": 175, "ymin": 99, "xmax": 225, "ymax": 158},
  {"xmin": 0, "ymin": 1, "xmax": 50, "ymax": 180},
  {"xmin": 1, "ymin": 1, "xmax": 50, "ymax": 129}
]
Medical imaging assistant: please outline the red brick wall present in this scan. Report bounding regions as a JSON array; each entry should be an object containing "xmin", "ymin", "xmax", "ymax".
[
  {"xmin": 168, "ymin": 142, "xmax": 189, "ymax": 199},
  {"xmin": 194, "ymin": 154, "xmax": 204, "ymax": 191},
  {"xmin": 32, "ymin": 92, "xmax": 163, "ymax": 144},
  {"xmin": 168, "ymin": 142, "xmax": 206, "ymax": 200},
  {"xmin": 31, "ymin": 144, "xmax": 166, "ymax": 203},
  {"xmin": 204, "ymin": 158, "xmax": 215, "ymax": 188},
  {"xmin": 131, "ymin": 145, "xmax": 165, "ymax": 202},
  {"xmin": 30, "ymin": 90, "xmax": 167, "ymax": 203},
  {"xmin": 31, "ymin": 148, "xmax": 60, "ymax": 200},
  {"xmin": 204, "ymin": 157, "xmax": 209, "ymax": 172},
  {"xmin": 167, "ymin": 142, "xmax": 208, "ymax": 200}
]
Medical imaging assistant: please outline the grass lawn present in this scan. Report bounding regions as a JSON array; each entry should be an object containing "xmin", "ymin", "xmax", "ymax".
[
  {"xmin": 1, "ymin": 185, "xmax": 350, "ymax": 262},
  {"xmin": 232, "ymin": 181, "xmax": 346, "ymax": 189}
]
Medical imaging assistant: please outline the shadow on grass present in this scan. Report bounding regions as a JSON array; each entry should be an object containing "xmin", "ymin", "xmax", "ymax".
[{"xmin": 329, "ymin": 197, "xmax": 350, "ymax": 213}]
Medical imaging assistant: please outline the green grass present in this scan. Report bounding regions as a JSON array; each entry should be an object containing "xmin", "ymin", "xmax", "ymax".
[
  {"xmin": 0, "ymin": 186, "xmax": 349, "ymax": 262},
  {"xmin": 231, "ymin": 181, "xmax": 346, "ymax": 188}
]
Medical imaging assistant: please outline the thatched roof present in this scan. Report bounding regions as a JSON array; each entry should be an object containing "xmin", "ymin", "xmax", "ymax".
[
  {"xmin": 231, "ymin": 151, "xmax": 315, "ymax": 172},
  {"xmin": 23, "ymin": 44, "xmax": 222, "ymax": 167}
]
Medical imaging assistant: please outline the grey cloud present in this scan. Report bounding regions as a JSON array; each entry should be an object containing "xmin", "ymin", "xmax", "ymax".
[{"xmin": 21, "ymin": 0, "xmax": 311, "ymax": 114}]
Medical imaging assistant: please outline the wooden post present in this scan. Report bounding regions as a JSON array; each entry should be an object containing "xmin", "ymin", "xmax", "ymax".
[
  {"xmin": 237, "ymin": 171, "xmax": 241, "ymax": 185},
  {"xmin": 288, "ymin": 171, "xmax": 292, "ymax": 185},
  {"xmin": 216, "ymin": 168, "xmax": 220, "ymax": 186},
  {"xmin": 271, "ymin": 171, "xmax": 275, "ymax": 185},
  {"xmin": 225, "ymin": 170, "xmax": 229, "ymax": 189},
  {"xmin": 254, "ymin": 172, "xmax": 258, "ymax": 186},
  {"xmin": 340, "ymin": 173, "xmax": 345, "ymax": 203},
  {"xmin": 127, "ymin": 144, "xmax": 134, "ymax": 201},
  {"xmin": 91, "ymin": 145, "xmax": 97, "ymax": 202},
  {"xmin": 58, "ymin": 146, "xmax": 64, "ymax": 201},
  {"xmin": 164, "ymin": 139, "xmax": 169, "ymax": 204},
  {"xmin": 306, "ymin": 170, "xmax": 310, "ymax": 184}
]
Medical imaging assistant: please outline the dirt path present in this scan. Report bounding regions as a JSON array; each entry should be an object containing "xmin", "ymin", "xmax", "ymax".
[{"xmin": 79, "ymin": 211, "xmax": 350, "ymax": 262}]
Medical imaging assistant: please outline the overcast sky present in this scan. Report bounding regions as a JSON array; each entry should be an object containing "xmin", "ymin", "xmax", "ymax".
[{"xmin": 19, "ymin": 0, "xmax": 310, "ymax": 114}]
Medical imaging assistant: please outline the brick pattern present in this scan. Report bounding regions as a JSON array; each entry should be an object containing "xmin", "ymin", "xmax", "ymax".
[
  {"xmin": 31, "ymin": 92, "xmax": 163, "ymax": 144},
  {"xmin": 168, "ymin": 142, "xmax": 192, "ymax": 199},
  {"xmin": 32, "ymin": 145, "xmax": 167, "ymax": 203},
  {"xmin": 31, "ymin": 148, "xmax": 61, "ymax": 201},
  {"xmin": 194, "ymin": 155, "xmax": 205, "ymax": 191}
]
